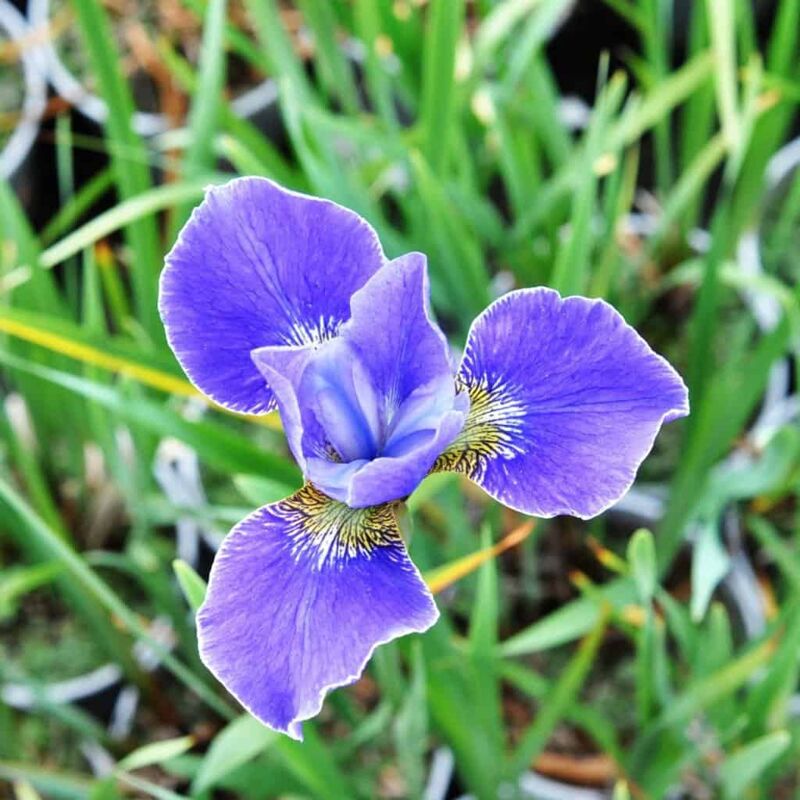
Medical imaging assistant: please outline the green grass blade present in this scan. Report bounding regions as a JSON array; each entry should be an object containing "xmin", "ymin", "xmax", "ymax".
[
  {"xmin": 0, "ymin": 477, "xmax": 233, "ymax": 719},
  {"xmin": 506, "ymin": 611, "xmax": 607, "ymax": 776},
  {"xmin": 245, "ymin": 0, "xmax": 313, "ymax": 103},
  {"xmin": 40, "ymin": 181, "xmax": 222, "ymax": 270},
  {"xmin": 419, "ymin": 0, "xmax": 464, "ymax": 173},
  {"xmin": 69, "ymin": 0, "xmax": 162, "ymax": 337},
  {"xmin": 0, "ymin": 349, "xmax": 300, "ymax": 485},
  {"xmin": 720, "ymin": 732, "xmax": 791, "ymax": 799},
  {"xmin": 298, "ymin": 0, "xmax": 360, "ymax": 113},
  {"xmin": 171, "ymin": 0, "xmax": 227, "ymax": 234},
  {"xmin": 193, "ymin": 714, "xmax": 275, "ymax": 793},
  {"xmin": 172, "ymin": 560, "xmax": 208, "ymax": 614}
]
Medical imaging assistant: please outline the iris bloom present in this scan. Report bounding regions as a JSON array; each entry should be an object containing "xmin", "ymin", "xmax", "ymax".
[{"xmin": 159, "ymin": 178, "xmax": 688, "ymax": 739}]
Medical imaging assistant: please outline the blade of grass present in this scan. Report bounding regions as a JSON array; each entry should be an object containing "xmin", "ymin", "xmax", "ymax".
[
  {"xmin": 720, "ymin": 731, "xmax": 791, "ymax": 799},
  {"xmin": 40, "ymin": 180, "xmax": 223, "ymax": 269},
  {"xmin": 0, "ymin": 762, "xmax": 91, "ymax": 800},
  {"xmin": 0, "ymin": 183, "xmax": 61, "ymax": 311},
  {"xmin": 423, "ymin": 619, "xmax": 501, "ymax": 798},
  {"xmin": 55, "ymin": 115, "xmax": 78, "ymax": 312},
  {"xmin": 609, "ymin": 51, "xmax": 714, "ymax": 152},
  {"xmin": 192, "ymin": 714, "xmax": 275, "ymax": 793},
  {"xmin": 352, "ymin": 0, "xmax": 399, "ymax": 127},
  {"xmin": 392, "ymin": 643, "xmax": 429, "ymax": 799},
  {"xmin": 0, "ymin": 311, "xmax": 283, "ymax": 431},
  {"xmin": 506, "ymin": 609, "xmax": 608, "ymax": 776},
  {"xmin": 464, "ymin": 528, "xmax": 504, "ymax": 790},
  {"xmin": 659, "ymin": 318, "xmax": 789, "ymax": 569},
  {"xmin": 408, "ymin": 150, "xmax": 490, "ymax": 327},
  {"xmin": 171, "ymin": 0, "xmax": 227, "ymax": 235},
  {"xmin": 173, "ymin": 560, "xmax": 208, "ymax": 614},
  {"xmin": 419, "ymin": 0, "xmax": 464, "ymax": 173},
  {"xmin": 298, "ymin": 0, "xmax": 360, "ymax": 113},
  {"xmin": 0, "ymin": 184, "xmax": 92, "ymax": 464},
  {"xmin": 512, "ymin": 52, "xmax": 714, "ymax": 243},
  {"xmin": 744, "ymin": 595, "xmax": 800, "ymax": 735},
  {"xmin": 117, "ymin": 737, "xmax": 195, "ymax": 772},
  {"xmin": 154, "ymin": 39, "xmax": 299, "ymax": 187},
  {"xmin": 181, "ymin": 0, "xmax": 269, "ymax": 72},
  {"xmin": 521, "ymin": 56, "xmax": 572, "ymax": 168},
  {"xmin": 0, "ymin": 477, "xmax": 234, "ymax": 719},
  {"xmin": 748, "ymin": 515, "xmax": 800, "ymax": 592},
  {"xmin": 639, "ymin": 0, "xmax": 674, "ymax": 192},
  {"xmin": 501, "ymin": 577, "xmax": 636, "ymax": 655},
  {"xmin": 645, "ymin": 133, "xmax": 728, "ymax": 257},
  {"xmin": 501, "ymin": 661, "xmax": 625, "ymax": 766},
  {"xmin": 650, "ymin": 636, "xmax": 773, "ymax": 733},
  {"xmin": 679, "ymin": 2, "xmax": 717, "ymax": 229},
  {"xmin": 551, "ymin": 71, "xmax": 627, "ymax": 294},
  {"xmin": 0, "ymin": 473, "xmax": 143, "ymax": 684},
  {"xmin": 0, "ymin": 409, "xmax": 67, "ymax": 541},
  {"xmin": 707, "ymin": 0, "xmax": 740, "ymax": 158},
  {"xmin": 591, "ymin": 144, "xmax": 640, "ymax": 298},
  {"xmin": 426, "ymin": 520, "xmax": 536, "ymax": 594},
  {"xmin": 245, "ymin": 0, "xmax": 313, "ymax": 104},
  {"xmin": 0, "ymin": 350, "xmax": 299, "ymax": 483},
  {"xmin": 504, "ymin": 0, "xmax": 575, "ymax": 91},
  {"xmin": 0, "ymin": 315, "xmax": 193, "ymax": 397},
  {"xmin": 274, "ymin": 726, "xmax": 354, "ymax": 799},
  {"xmin": 70, "ymin": 0, "xmax": 162, "ymax": 337}
]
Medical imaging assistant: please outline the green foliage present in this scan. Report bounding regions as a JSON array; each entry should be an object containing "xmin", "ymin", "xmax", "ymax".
[{"xmin": 2, "ymin": 0, "xmax": 800, "ymax": 797}]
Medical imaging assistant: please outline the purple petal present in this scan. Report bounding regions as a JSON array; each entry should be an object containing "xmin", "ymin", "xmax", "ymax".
[
  {"xmin": 337, "ymin": 390, "xmax": 470, "ymax": 508},
  {"xmin": 197, "ymin": 485, "xmax": 438, "ymax": 739},
  {"xmin": 248, "ymin": 345, "xmax": 316, "ymax": 466},
  {"xmin": 344, "ymin": 252, "xmax": 454, "ymax": 404},
  {"xmin": 253, "ymin": 254, "xmax": 468, "ymax": 507},
  {"xmin": 302, "ymin": 337, "xmax": 383, "ymax": 462},
  {"xmin": 159, "ymin": 178, "xmax": 385, "ymax": 414},
  {"xmin": 435, "ymin": 288, "xmax": 689, "ymax": 518}
]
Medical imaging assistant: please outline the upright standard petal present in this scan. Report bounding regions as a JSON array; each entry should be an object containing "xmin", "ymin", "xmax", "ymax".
[
  {"xmin": 253, "ymin": 253, "xmax": 468, "ymax": 507},
  {"xmin": 159, "ymin": 178, "xmax": 385, "ymax": 414},
  {"xmin": 435, "ymin": 288, "xmax": 689, "ymax": 518},
  {"xmin": 197, "ymin": 485, "xmax": 438, "ymax": 739}
]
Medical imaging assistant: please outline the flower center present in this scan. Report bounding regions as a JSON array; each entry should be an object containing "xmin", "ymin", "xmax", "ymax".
[
  {"xmin": 304, "ymin": 342, "xmax": 385, "ymax": 463},
  {"xmin": 302, "ymin": 340, "xmax": 458, "ymax": 467}
]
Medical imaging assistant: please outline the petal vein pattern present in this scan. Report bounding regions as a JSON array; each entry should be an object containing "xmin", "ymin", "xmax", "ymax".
[
  {"xmin": 435, "ymin": 374, "xmax": 527, "ymax": 480},
  {"xmin": 281, "ymin": 485, "xmax": 403, "ymax": 568}
]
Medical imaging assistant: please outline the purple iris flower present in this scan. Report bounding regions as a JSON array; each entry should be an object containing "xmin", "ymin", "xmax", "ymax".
[{"xmin": 159, "ymin": 178, "xmax": 689, "ymax": 739}]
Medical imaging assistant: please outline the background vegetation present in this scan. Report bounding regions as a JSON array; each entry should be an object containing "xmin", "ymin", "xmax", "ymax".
[{"xmin": 2, "ymin": 0, "xmax": 800, "ymax": 797}]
